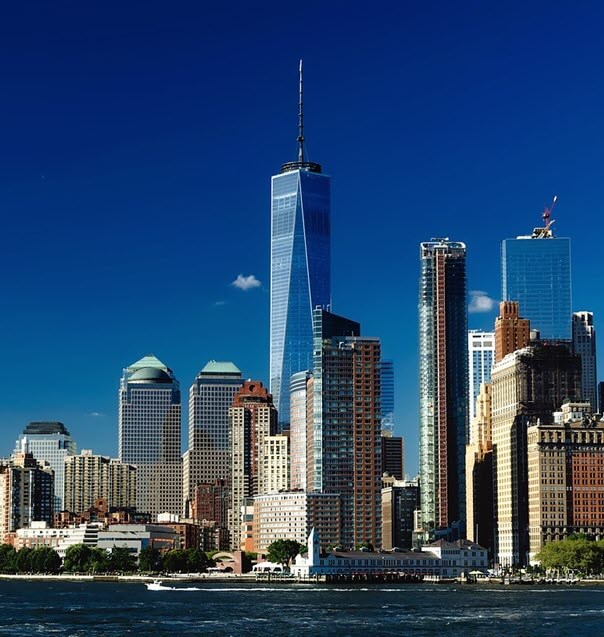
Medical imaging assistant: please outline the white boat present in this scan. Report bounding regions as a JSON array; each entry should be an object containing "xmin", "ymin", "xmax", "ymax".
[{"xmin": 146, "ymin": 580, "xmax": 172, "ymax": 591}]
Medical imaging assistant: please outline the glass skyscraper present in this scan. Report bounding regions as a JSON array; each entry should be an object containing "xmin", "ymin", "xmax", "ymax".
[
  {"xmin": 467, "ymin": 331, "xmax": 495, "ymax": 422},
  {"xmin": 418, "ymin": 239, "xmax": 468, "ymax": 538},
  {"xmin": 502, "ymin": 224, "xmax": 571, "ymax": 340},
  {"xmin": 270, "ymin": 63, "xmax": 330, "ymax": 428}
]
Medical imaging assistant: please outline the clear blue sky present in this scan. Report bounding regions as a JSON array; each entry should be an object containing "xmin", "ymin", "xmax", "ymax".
[{"xmin": 2, "ymin": 2, "xmax": 604, "ymax": 475}]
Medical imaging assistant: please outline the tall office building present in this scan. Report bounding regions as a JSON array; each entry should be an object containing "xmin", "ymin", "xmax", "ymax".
[
  {"xmin": 289, "ymin": 370, "xmax": 312, "ymax": 491},
  {"xmin": 182, "ymin": 361, "xmax": 243, "ymax": 509},
  {"xmin": 382, "ymin": 436, "xmax": 404, "ymax": 480},
  {"xmin": 502, "ymin": 203, "xmax": 571, "ymax": 340},
  {"xmin": 0, "ymin": 449, "xmax": 54, "ymax": 542},
  {"xmin": 118, "ymin": 354, "xmax": 182, "ymax": 519},
  {"xmin": 14, "ymin": 421, "xmax": 76, "ymax": 511},
  {"xmin": 494, "ymin": 301, "xmax": 531, "ymax": 363},
  {"xmin": 468, "ymin": 331, "xmax": 495, "ymax": 421},
  {"xmin": 572, "ymin": 312, "xmax": 597, "ymax": 411},
  {"xmin": 418, "ymin": 239, "xmax": 469, "ymax": 538},
  {"xmin": 310, "ymin": 309, "xmax": 381, "ymax": 548},
  {"xmin": 381, "ymin": 478, "xmax": 420, "ymax": 550},
  {"xmin": 270, "ymin": 61, "xmax": 331, "ymax": 429},
  {"xmin": 465, "ymin": 383, "xmax": 494, "ymax": 555},
  {"xmin": 381, "ymin": 360, "xmax": 395, "ymax": 435},
  {"xmin": 228, "ymin": 381, "xmax": 278, "ymax": 548},
  {"xmin": 64, "ymin": 450, "xmax": 136, "ymax": 514},
  {"xmin": 491, "ymin": 341, "xmax": 582, "ymax": 567}
]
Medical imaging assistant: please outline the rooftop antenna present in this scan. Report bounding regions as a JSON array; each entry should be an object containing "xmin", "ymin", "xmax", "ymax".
[{"xmin": 297, "ymin": 59, "xmax": 304, "ymax": 163}]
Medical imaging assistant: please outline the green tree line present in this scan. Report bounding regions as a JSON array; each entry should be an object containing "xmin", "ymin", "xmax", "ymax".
[
  {"xmin": 535, "ymin": 535, "xmax": 604, "ymax": 573},
  {"xmin": 0, "ymin": 543, "xmax": 214, "ymax": 575}
]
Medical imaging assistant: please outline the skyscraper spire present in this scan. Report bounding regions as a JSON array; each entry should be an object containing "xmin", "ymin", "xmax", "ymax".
[{"xmin": 298, "ymin": 59, "xmax": 304, "ymax": 162}]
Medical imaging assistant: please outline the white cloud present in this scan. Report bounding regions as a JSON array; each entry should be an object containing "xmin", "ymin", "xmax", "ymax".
[
  {"xmin": 231, "ymin": 274, "xmax": 261, "ymax": 291},
  {"xmin": 212, "ymin": 300, "xmax": 226, "ymax": 307},
  {"xmin": 89, "ymin": 411, "xmax": 104, "ymax": 417},
  {"xmin": 468, "ymin": 290, "xmax": 497, "ymax": 314}
]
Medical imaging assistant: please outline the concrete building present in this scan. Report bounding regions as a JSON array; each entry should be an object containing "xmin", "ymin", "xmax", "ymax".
[
  {"xmin": 228, "ymin": 381, "xmax": 277, "ymax": 549},
  {"xmin": 97, "ymin": 524, "xmax": 180, "ymax": 554},
  {"xmin": 468, "ymin": 331, "xmax": 495, "ymax": 421},
  {"xmin": 118, "ymin": 354, "xmax": 182, "ymax": 519},
  {"xmin": 0, "ymin": 450, "xmax": 54, "ymax": 543},
  {"xmin": 261, "ymin": 435, "xmax": 289, "ymax": 494},
  {"xmin": 289, "ymin": 370, "xmax": 312, "ymax": 491},
  {"xmin": 494, "ymin": 301, "xmax": 531, "ymax": 363},
  {"xmin": 381, "ymin": 478, "xmax": 420, "ymax": 550},
  {"xmin": 269, "ymin": 62, "xmax": 331, "ymax": 430},
  {"xmin": 418, "ymin": 239, "xmax": 468, "ymax": 539},
  {"xmin": 527, "ymin": 402, "xmax": 604, "ymax": 563},
  {"xmin": 190, "ymin": 479, "xmax": 229, "ymax": 529},
  {"xmin": 64, "ymin": 450, "xmax": 136, "ymax": 514},
  {"xmin": 13, "ymin": 521, "xmax": 100, "ymax": 558},
  {"xmin": 310, "ymin": 309, "xmax": 382, "ymax": 549},
  {"xmin": 182, "ymin": 361, "xmax": 243, "ymax": 511},
  {"xmin": 572, "ymin": 312, "xmax": 597, "ymax": 412},
  {"xmin": 491, "ymin": 341, "xmax": 582, "ymax": 567},
  {"xmin": 253, "ymin": 492, "xmax": 341, "ymax": 553},
  {"xmin": 465, "ymin": 383, "xmax": 494, "ymax": 555},
  {"xmin": 14, "ymin": 421, "xmax": 76, "ymax": 512}
]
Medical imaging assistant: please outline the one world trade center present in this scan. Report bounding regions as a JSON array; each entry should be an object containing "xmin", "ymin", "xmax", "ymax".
[{"xmin": 270, "ymin": 61, "xmax": 331, "ymax": 429}]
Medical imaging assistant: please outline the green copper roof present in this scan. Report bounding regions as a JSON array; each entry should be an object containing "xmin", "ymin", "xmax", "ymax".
[
  {"xmin": 129, "ymin": 367, "xmax": 173, "ymax": 383},
  {"xmin": 200, "ymin": 361, "xmax": 241, "ymax": 376},
  {"xmin": 127, "ymin": 354, "xmax": 169, "ymax": 372}
]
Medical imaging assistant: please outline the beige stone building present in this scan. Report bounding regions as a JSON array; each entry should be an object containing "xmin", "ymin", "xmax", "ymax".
[
  {"xmin": 527, "ymin": 401, "xmax": 604, "ymax": 563},
  {"xmin": 261, "ymin": 435, "xmax": 289, "ymax": 494},
  {"xmin": 64, "ymin": 450, "xmax": 136, "ymax": 514}
]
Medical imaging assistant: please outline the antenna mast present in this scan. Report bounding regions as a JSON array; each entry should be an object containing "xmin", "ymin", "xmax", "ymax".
[{"xmin": 297, "ymin": 59, "xmax": 304, "ymax": 163}]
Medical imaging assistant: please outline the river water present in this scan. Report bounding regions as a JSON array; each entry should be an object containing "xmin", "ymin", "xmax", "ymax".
[{"xmin": 0, "ymin": 580, "xmax": 602, "ymax": 636}]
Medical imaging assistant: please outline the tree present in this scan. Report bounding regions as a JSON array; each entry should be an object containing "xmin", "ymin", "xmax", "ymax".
[
  {"xmin": 186, "ymin": 548, "xmax": 210, "ymax": 573},
  {"xmin": 15, "ymin": 547, "xmax": 34, "ymax": 573},
  {"xmin": 107, "ymin": 547, "xmax": 137, "ymax": 573},
  {"xmin": 0, "ymin": 545, "xmax": 16, "ymax": 573},
  {"xmin": 536, "ymin": 537, "xmax": 604, "ymax": 574},
  {"xmin": 139, "ymin": 546, "xmax": 162, "ymax": 573},
  {"xmin": 30, "ymin": 547, "xmax": 59, "ymax": 574},
  {"xmin": 88, "ymin": 547, "xmax": 109, "ymax": 573},
  {"xmin": 266, "ymin": 539, "xmax": 304, "ymax": 567},
  {"xmin": 64, "ymin": 544, "xmax": 92, "ymax": 573},
  {"xmin": 162, "ymin": 549, "xmax": 188, "ymax": 573},
  {"xmin": 43, "ymin": 549, "xmax": 62, "ymax": 574}
]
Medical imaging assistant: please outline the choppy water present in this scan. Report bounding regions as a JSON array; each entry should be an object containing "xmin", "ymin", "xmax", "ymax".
[{"xmin": 0, "ymin": 580, "xmax": 603, "ymax": 636}]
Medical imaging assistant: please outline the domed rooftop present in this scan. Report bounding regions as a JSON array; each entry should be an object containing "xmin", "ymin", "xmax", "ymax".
[{"xmin": 129, "ymin": 367, "xmax": 172, "ymax": 383}]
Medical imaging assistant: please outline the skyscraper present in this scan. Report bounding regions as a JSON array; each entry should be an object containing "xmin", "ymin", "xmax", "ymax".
[
  {"xmin": 270, "ymin": 61, "xmax": 331, "ymax": 429},
  {"xmin": 381, "ymin": 360, "xmax": 395, "ymax": 435},
  {"xmin": 289, "ymin": 370, "xmax": 312, "ymax": 491},
  {"xmin": 310, "ymin": 308, "xmax": 381, "ymax": 548},
  {"xmin": 182, "ymin": 361, "xmax": 243, "ymax": 510},
  {"xmin": 14, "ymin": 421, "xmax": 76, "ymax": 511},
  {"xmin": 418, "ymin": 239, "xmax": 468, "ymax": 538},
  {"xmin": 502, "ymin": 202, "xmax": 571, "ymax": 340},
  {"xmin": 118, "ymin": 354, "xmax": 182, "ymax": 519},
  {"xmin": 572, "ymin": 311, "xmax": 597, "ymax": 411},
  {"xmin": 491, "ymin": 341, "xmax": 581, "ymax": 566},
  {"xmin": 468, "ymin": 331, "xmax": 495, "ymax": 421},
  {"xmin": 228, "ymin": 381, "xmax": 278, "ymax": 549},
  {"xmin": 494, "ymin": 301, "xmax": 531, "ymax": 362}
]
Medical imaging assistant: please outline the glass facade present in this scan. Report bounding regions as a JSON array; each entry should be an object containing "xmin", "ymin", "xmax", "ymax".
[
  {"xmin": 419, "ymin": 240, "xmax": 468, "ymax": 536},
  {"xmin": 467, "ymin": 331, "xmax": 495, "ymax": 422},
  {"xmin": 502, "ymin": 236, "xmax": 571, "ymax": 340},
  {"xmin": 381, "ymin": 360, "xmax": 395, "ymax": 435},
  {"xmin": 270, "ymin": 167, "xmax": 331, "ymax": 428}
]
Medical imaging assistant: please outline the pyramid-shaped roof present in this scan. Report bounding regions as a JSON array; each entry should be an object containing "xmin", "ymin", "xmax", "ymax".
[
  {"xmin": 200, "ymin": 360, "xmax": 241, "ymax": 376},
  {"xmin": 127, "ymin": 354, "xmax": 170, "ymax": 372}
]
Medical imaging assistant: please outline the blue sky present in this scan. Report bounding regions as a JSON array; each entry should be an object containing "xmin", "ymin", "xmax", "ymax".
[{"xmin": 2, "ymin": 2, "xmax": 604, "ymax": 475}]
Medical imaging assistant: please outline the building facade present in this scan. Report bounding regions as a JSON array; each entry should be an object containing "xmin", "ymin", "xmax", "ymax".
[
  {"xmin": 418, "ymin": 239, "xmax": 468, "ymax": 538},
  {"xmin": 494, "ymin": 301, "xmax": 531, "ymax": 363},
  {"xmin": 572, "ymin": 312, "xmax": 597, "ymax": 412},
  {"xmin": 382, "ymin": 436, "xmax": 404, "ymax": 480},
  {"xmin": 270, "ymin": 64, "xmax": 331, "ymax": 429},
  {"xmin": 14, "ymin": 421, "xmax": 76, "ymax": 512},
  {"xmin": 0, "ymin": 451, "xmax": 54, "ymax": 542},
  {"xmin": 381, "ymin": 360, "xmax": 395, "ymax": 435},
  {"xmin": 182, "ymin": 361, "xmax": 243, "ymax": 511},
  {"xmin": 289, "ymin": 370, "xmax": 312, "ymax": 491},
  {"xmin": 502, "ymin": 216, "xmax": 571, "ymax": 341},
  {"xmin": 228, "ymin": 381, "xmax": 278, "ymax": 549},
  {"xmin": 468, "ymin": 331, "xmax": 495, "ymax": 421},
  {"xmin": 491, "ymin": 342, "xmax": 582, "ymax": 567},
  {"xmin": 118, "ymin": 354, "xmax": 182, "ymax": 519},
  {"xmin": 64, "ymin": 450, "xmax": 136, "ymax": 514},
  {"xmin": 381, "ymin": 478, "xmax": 420, "ymax": 550},
  {"xmin": 527, "ymin": 402, "xmax": 604, "ymax": 563},
  {"xmin": 310, "ymin": 309, "xmax": 381, "ymax": 548},
  {"xmin": 253, "ymin": 492, "xmax": 341, "ymax": 553}
]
